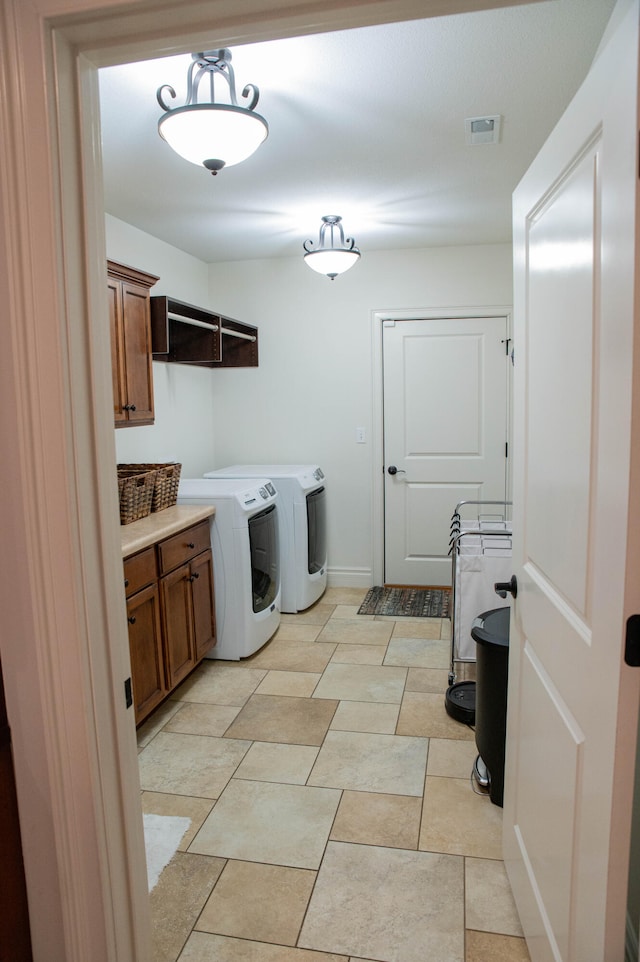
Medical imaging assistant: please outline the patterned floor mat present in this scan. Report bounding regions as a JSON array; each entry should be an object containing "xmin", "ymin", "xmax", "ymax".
[{"xmin": 357, "ymin": 586, "xmax": 451, "ymax": 618}]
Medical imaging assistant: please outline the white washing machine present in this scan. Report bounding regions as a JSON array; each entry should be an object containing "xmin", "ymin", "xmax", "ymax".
[
  {"xmin": 177, "ymin": 478, "xmax": 281, "ymax": 660},
  {"xmin": 204, "ymin": 464, "xmax": 327, "ymax": 613}
]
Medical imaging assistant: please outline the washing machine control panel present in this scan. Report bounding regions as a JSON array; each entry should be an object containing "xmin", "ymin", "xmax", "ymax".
[{"xmin": 238, "ymin": 480, "xmax": 278, "ymax": 510}]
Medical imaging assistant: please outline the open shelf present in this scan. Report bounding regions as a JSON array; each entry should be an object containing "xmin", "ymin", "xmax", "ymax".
[{"xmin": 150, "ymin": 296, "xmax": 258, "ymax": 368}]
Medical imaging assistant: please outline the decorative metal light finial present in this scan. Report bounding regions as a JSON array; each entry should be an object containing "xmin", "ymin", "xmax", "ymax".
[
  {"xmin": 303, "ymin": 215, "xmax": 361, "ymax": 280},
  {"xmin": 156, "ymin": 50, "xmax": 268, "ymax": 174}
]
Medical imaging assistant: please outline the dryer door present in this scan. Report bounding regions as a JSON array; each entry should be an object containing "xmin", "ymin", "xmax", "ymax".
[{"xmin": 306, "ymin": 486, "xmax": 327, "ymax": 575}]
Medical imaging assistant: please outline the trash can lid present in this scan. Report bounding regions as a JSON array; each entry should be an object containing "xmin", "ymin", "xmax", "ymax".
[{"xmin": 470, "ymin": 605, "xmax": 510, "ymax": 647}]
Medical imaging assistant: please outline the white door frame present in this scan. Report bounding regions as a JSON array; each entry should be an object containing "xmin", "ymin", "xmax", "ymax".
[{"xmin": 371, "ymin": 306, "xmax": 513, "ymax": 585}]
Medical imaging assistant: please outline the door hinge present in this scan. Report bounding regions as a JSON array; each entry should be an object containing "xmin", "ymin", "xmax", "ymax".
[
  {"xmin": 505, "ymin": 441, "xmax": 509, "ymax": 458},
  {"xmin": 124, "ymin": 677, "xmax": 133, "ymax": 709}
]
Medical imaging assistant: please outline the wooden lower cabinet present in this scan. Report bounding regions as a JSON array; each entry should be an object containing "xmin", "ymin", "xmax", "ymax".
[
  {"xmin": 123, "ymin": 520, "xmax": 216, "ymax": 725},
  {"xmin": 191, "ymin": 549, "xmax": 216, "ymax": 660},
  {"xmin": 127, "ymin": 582, "xmax": 166, "ymax": 723},
  {"xmin": 161, "ymin": 563, "xmax": 196, "ymax": 689}
]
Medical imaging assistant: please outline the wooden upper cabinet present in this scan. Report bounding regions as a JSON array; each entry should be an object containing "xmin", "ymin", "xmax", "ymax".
[{"xmin": 108, "ymin": 260, "xmax": 159, "ymax": 427}]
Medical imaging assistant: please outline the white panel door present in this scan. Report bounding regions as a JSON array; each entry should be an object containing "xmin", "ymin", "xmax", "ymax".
[
  {"xmin": 383, "ymin": 315, "xmax": 508, "ymax": 585},
  {"xmin": 505, "ymin": 3, "xmax": 640, "ymax": 960}
]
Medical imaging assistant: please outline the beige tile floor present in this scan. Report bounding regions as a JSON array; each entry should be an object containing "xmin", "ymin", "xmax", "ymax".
[{"xmin": 137, "ymin": 587, "xmax": 530, "ymax": 962}]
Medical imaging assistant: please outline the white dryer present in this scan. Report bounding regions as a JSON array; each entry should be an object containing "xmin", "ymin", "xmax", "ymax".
[
  {"xmin": 204, "ymin": 464, "xmax": 327, "ymax": 613},
  {"xmin": 177, "ymin": 478, "xmax": 280, "ymax": 660}
]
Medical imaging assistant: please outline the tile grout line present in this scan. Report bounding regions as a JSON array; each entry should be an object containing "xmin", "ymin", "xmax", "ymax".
[{"xmin": 140, "ymin": 600, "xmax": 527, "ymax": 961}]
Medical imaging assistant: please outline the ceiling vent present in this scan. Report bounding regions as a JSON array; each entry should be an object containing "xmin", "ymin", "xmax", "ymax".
[{"xmin": 465, "ymin": 115, "xmax": 502, "ymax": 145}]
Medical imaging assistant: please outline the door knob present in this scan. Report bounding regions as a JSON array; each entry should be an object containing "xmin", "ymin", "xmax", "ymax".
[
  {"xmin": 495, "ymin": 575, "xmax": 517, "ymax": 599},
  {"xmin": 387, "ymin": 465, "xmax": 406, "ymax": 476}
]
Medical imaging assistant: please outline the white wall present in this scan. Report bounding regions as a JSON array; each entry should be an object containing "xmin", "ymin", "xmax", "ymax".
[
  {"xmin": 106, "ymin": 214, "xmax": 217, "ymax": 476},
  {"xmin": 208, "ymin": 244, "xmax": 513, "ymax": 585},
  {"xmin": 105, "ymin": 216, "xmax": 512, "ymax": 583}
]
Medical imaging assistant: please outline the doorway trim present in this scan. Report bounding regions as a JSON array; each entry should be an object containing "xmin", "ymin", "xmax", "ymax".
[{"xmin": 371, "ymin": 305, "xmax": 513, "ymax": 586}]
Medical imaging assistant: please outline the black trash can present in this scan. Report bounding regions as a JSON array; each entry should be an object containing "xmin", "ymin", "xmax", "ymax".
[{"xmin": 471, "ymin": 606, "xmax": 510, "ymax": 807}]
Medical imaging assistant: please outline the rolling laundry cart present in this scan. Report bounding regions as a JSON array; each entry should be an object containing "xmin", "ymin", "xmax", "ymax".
[{"xmin": 445, "ymin": 500, "xmax": 513, "ymax": 725}]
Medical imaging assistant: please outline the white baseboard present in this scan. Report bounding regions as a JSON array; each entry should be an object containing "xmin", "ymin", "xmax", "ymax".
[
  {"xmin": 626, "ymin": 910, "xmax": 639, "ymax": 962},
  {"xmin": 327, "ymin": 567, "xmax": 372, "ymax": 588}
]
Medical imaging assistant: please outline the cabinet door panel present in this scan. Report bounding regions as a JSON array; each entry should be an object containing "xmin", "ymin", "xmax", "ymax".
[
  {"xmin": 191, "ymin": 549, "xmax": 216, "ymax": 660},
  {"xmin": 126, "ymin": 583, "xmax": 166, "ymax": 725},
  {"xmin": 122, "ymin": 281, "xmax": 154, "ymax": 424},
  {"xmin": 161, "ymin": 563, "xmax": 195, "ymax": 688},
  {"xmin": 108, "ymin": 277, "xmax": 127, "ymax": 424}
]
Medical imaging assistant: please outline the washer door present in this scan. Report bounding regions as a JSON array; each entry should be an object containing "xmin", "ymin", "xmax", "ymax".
[{"xmin": 248, "ymin": 504, "xmax": 279, "ymax": 612}]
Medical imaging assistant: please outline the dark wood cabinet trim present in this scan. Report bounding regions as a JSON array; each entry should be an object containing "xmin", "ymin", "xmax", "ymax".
[{"xmin": 107, "ymin": 260, "xmax": 160, "ymax": 289}]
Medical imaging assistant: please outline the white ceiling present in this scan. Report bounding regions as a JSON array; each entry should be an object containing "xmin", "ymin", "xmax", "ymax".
[{"xmin": 98, "ymin": 0, "xmax": 615, "ymax": 264}]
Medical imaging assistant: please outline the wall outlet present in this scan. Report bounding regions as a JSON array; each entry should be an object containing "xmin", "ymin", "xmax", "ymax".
[{"xmin": 356, "ymin": 427, "xmax": 366, "ymax": 443}]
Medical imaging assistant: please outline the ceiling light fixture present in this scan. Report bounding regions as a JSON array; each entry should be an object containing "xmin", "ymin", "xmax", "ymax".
[
  {"xmin": 303, "ymin": 215, "xmax": 361, "ymax": 280},
  {"xmin": 156, "ymin": 50, "xmax": 268, "ymax": 175}
]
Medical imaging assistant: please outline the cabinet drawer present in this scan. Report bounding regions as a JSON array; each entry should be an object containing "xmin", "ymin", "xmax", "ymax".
[
  {"xmin": 157, "ymin": 520, "xmax": 211, "ymax": 575},
  {"xmin": 123, "ymin": 546, "xmax": 157, "ymax": 597}
]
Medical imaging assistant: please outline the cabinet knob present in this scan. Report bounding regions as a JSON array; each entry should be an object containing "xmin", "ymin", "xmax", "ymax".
[
  {"xmin": 187, "ymin": 542, "xmax": 195, "ymax": 549},
  {"xmin": 128, "ymin": 615, "xmax": 136, "ymax": 625},
  {"xmin": 192, "ymin": 571, "xmax": 200, "ymax": 580},
  {"xmin": 124, "ymin": 578, "xmax": 129, "ymax": 588},
  {"xmin": 129, "ymin": 404, "xmax": 136, "ymax": 412}
]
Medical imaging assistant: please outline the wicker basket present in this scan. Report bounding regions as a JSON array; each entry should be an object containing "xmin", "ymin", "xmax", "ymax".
[
  {"xmin": 117, "ymin": 462, "xmax": 182, "ymax": 513},
  {"xmin": 117, "ymin": 469, "xmax": 155, "ymax": 524}
]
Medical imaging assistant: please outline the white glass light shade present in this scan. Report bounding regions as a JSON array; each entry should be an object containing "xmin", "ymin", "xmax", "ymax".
[
  {"xmin": 303, "ymin": 248, "xmax": 361, "ymax": 278},
  {"xmin": 303, "ymin": 214, "xmax": 361, "ymax": 279},
  {"xmin": 158, "ymin": 104, "xmax": 268, "ymax": 169}
]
